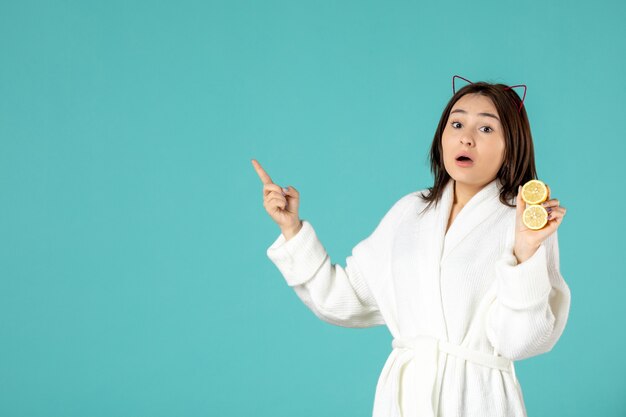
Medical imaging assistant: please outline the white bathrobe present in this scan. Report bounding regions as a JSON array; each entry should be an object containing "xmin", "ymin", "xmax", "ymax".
[{"xmin": 266, "ymin": 177, "xmax": 571, "ymax": 417}]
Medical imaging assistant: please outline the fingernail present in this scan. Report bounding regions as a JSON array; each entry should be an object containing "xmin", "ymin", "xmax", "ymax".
[{"xmin": 282, "ymin": 187, "xmax": 289, "ymax": 193}]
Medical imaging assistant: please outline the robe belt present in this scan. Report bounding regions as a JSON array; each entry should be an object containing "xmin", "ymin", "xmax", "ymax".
[{"xmin": 390, "ymin": 336, "xmax": 515, "ymax": 417}]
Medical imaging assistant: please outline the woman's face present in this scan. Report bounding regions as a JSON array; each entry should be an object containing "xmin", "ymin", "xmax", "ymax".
[{"xmin": 441, "ymin": 93, "xmax": 506, "ymax": 188}]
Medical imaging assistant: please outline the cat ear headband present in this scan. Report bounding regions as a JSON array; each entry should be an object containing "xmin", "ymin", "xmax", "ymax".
[{"xmin": 452, "ymin": 75, "xmax": 527, "ymax": 113}]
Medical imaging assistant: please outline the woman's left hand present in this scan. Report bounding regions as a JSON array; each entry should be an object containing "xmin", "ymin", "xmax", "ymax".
[{"xmin": 513, "ymin": 185, "xmax": 567, "ymax": 263}]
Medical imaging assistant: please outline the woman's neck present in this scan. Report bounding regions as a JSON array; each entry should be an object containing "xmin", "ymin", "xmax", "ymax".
[{"xmin": 453, "ymin": 180, "xmax": 484, "ymax": 207}]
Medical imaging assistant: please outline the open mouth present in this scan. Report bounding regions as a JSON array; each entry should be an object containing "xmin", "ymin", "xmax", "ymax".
[
  {"xmin": 456, "ymin": 156, "xmax": 472, "ymax": 161},
  {"xmin": 455, "ymin": 155, "xmax": 474, "ymax": 166}
]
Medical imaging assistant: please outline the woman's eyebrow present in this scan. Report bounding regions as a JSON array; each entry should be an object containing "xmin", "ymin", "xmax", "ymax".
[{"xmin": 450, "ymin": 108, "xmax": 500, "ymax": 122}]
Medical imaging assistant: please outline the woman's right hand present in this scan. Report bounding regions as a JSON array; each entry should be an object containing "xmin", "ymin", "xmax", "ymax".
[{"xmin": 251, "ymin": 159, "xmax": 302, "ymax": 238}]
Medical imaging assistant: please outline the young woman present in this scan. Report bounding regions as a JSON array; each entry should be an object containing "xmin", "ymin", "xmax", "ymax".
[{"xmin": 251, "ymin": 76, "xmax": 571, "ymax": 417}]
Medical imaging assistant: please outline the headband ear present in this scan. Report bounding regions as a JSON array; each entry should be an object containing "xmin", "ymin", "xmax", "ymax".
[
  {"xmin": 452, "ymin": 75, "xmax": 473, "ymax": 94},
  {"xmin": 504, "ymin": 84, "xmax": 527, "ymax": 112}
]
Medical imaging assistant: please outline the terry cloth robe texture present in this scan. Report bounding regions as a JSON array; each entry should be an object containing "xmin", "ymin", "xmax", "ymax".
[{"xmin": 266, "ymin": 177, "xmax": 571, "ymax": 417}]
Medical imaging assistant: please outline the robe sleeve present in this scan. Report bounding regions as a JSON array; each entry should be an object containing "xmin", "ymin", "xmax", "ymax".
[
  {"xmin": 486, "ymin": 229, "xmax": 572, "ymax": 361},
  {"xmin": 266, "ymin": 193, "xmax": 414, "ymax": 328}
]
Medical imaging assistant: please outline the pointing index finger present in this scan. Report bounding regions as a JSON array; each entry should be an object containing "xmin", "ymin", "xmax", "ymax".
[{"xmin": 251, "ymin": 159, "xmax": 274, "ymax": 184}]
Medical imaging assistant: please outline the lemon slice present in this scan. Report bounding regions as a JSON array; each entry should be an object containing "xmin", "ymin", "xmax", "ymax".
[
  {"xmin": 523, "ymin": 205, "xmax": 549, "ymax": 230},
  {"xmin": 521, "ymin": 180, "xmax": 550, "ymax": 205}
]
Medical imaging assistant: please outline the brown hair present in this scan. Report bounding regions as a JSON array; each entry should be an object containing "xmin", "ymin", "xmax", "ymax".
[{"xmin": 418, "ymin": 80, "xmax": 537, "ymax": 214}]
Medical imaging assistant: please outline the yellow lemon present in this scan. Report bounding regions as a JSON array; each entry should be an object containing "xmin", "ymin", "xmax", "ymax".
[
  {"xmin": 521, "ymin": 179, "xmax": 550, "ymax": 205},
  {"xmin": 523, "ymin": 205, "xmax": 549, "ymax": 230}
]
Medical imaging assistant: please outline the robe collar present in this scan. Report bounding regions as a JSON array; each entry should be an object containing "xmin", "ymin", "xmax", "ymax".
[{"xmin": 436, "ymin": 177, "xmax": 507, "ymax": 262}]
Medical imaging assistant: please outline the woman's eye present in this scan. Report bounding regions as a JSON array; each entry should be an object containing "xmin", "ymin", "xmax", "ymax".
[
  {"xmin": 451, "ymin": 122, "xmax": 461, "ymax": 128},
  {"xmin": 481, "ymin": 126, "xmax": 493, "ymax": 133}
]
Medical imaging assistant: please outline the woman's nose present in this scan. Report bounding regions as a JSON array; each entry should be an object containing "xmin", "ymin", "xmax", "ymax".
[{"xmin": 460, "ymin": 136, "xmax": 474, "ymax": 146}]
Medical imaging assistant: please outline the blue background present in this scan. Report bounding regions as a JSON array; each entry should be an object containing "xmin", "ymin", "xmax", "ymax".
[{"xmin": 1, "ymin": 1, "xmax": 624, "ymax": 416}]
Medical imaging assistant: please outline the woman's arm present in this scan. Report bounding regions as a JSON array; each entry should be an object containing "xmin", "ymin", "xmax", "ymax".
[
  {"xmin": 486, "ymin": 230, "xmax": 572, "ymax": 361},
  {"xmin": 266, "ymin": 193, "xmax": 415, "ymax": 328}
]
